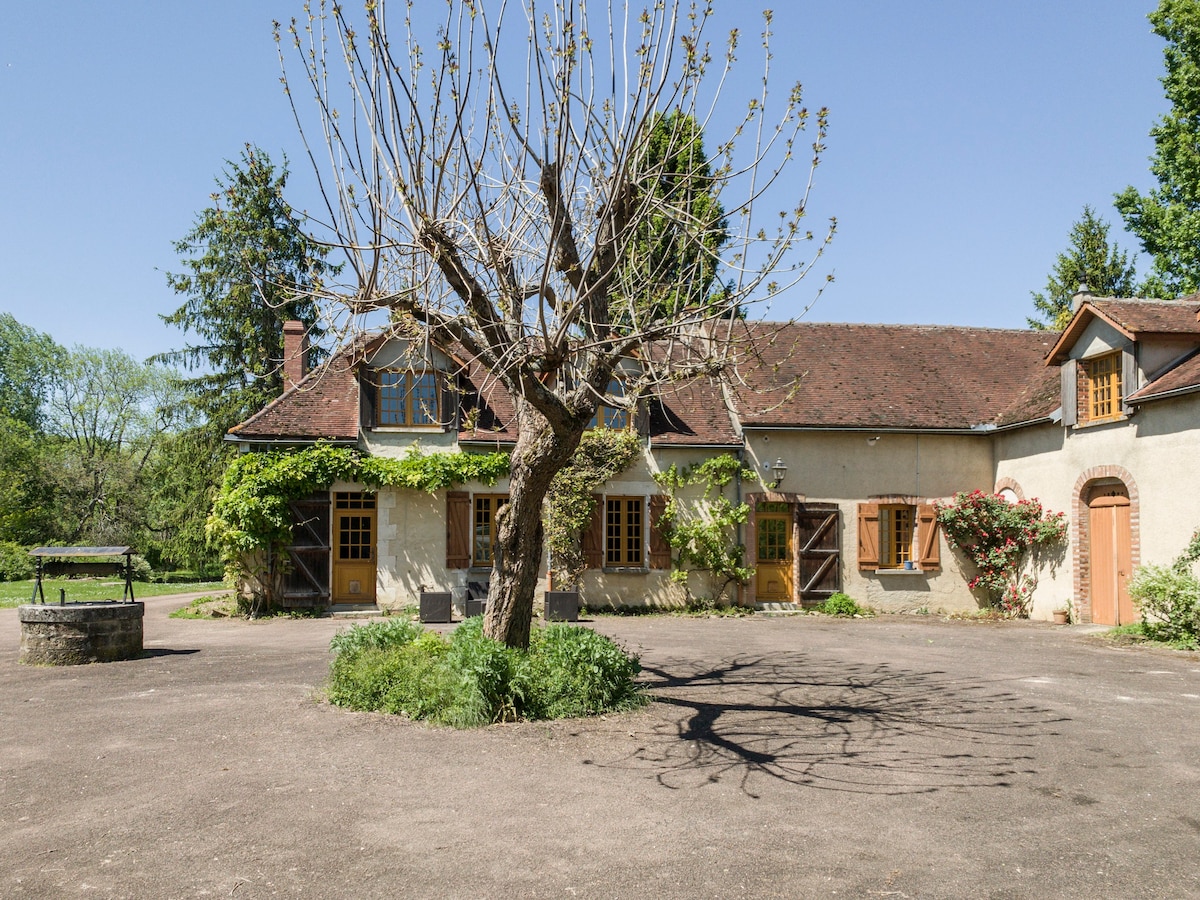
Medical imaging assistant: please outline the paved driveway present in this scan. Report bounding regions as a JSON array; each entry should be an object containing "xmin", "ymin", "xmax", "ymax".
[{"xmin": 2, "ymin": 599, "xmax": 1198, "ymax": 898}]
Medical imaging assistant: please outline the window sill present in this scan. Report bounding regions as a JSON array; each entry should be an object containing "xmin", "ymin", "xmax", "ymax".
[
  {"xmin": 874, "ymin": 567, "xmax": 926, "ymax": 576},
  {"xmin": 1073, "ymin": 414, "xmax": 1128, "ymax": 429},
  {"xmin": 602, "ymin": 567, "xmax": 649, "ymax": 575}
]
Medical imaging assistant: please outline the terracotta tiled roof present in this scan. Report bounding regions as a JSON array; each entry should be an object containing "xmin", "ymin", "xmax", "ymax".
[
  {"xmin": 1088, "ymin": 297, "xmax": 1200, "ymax": 334},
  {"xmin": 727, "ymin": 321, "xmax": 1058, "ymax": 430},
  {"xmin": 228, "ymin": 344, "xmax": 364, "ymax": 442},
  {"xmin": 647, "ymin": 376, "xmax": 740, "ymax": 446},
  {"xmin": 1127, "ymin": 348, "xmax": 1200, "ymax": 404},
  {"xmin": 231, "ymin": 320, "xmax": 1071, "ymax": 442},
  {"xmin": 1046, "ymin": 297, "xmax": 1200, "ymax": 364}
]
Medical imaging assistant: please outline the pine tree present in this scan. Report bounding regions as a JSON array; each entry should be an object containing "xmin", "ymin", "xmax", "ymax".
[
  {"xmin": 157, "ymin": 145, "xmax": 338, "ymax": 438},
  {"xmin": 1028, "ymin": 206, "xmax": 1136, "ymax": 330}
]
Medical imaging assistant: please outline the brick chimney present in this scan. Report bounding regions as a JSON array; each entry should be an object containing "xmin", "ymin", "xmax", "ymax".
[{"xmin": 282, "ymin": 320, "xmax": 308, "ymax": 391}]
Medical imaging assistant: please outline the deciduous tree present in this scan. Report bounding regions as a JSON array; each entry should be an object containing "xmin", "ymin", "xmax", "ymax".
[
  {"xmin": 1115, "ymin": 0, "xmax": 1200, "ymax": 297},
  {"xmin": 278, "ymin": 0, "xmax": 833, "ymax": 647}
]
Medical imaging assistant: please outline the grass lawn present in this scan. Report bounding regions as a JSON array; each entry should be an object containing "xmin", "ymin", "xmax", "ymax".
[{"xmin": 0, "ymin": 580, "xmax": 228, "ymax": 608}]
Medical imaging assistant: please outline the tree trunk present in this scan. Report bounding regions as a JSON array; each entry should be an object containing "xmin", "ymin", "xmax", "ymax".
[{"xmin": 484, "ymin": 400, "xmax": 583, "ymax": 649}]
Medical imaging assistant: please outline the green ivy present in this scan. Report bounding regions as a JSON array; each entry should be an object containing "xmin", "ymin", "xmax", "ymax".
[
  {"xmin": 544, "ymin": 429, "xmax": 643, "ymax": 589},
  {"xmin": 207, "ymin": 442, "xmax": 510, "ymax": 568},
  {"xmin": 653, "ymin": 454, "xmax": 755, "ymax": 602}
]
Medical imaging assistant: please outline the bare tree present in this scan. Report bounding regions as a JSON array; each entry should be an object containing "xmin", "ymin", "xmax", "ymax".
[{"xmin": 276, "ymin": 0, "xmax": 832, "ymax": 648}]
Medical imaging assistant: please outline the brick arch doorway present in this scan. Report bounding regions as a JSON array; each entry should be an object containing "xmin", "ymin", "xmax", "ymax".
[{"xmin": 1086, "ymin": 483, "xmax": 1135, "ymax": 625}]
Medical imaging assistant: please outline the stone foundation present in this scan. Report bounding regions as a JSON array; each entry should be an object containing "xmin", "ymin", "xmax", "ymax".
[{"xmin": 19, "ymin": 602, "xmax": 144, "ymax": 665}]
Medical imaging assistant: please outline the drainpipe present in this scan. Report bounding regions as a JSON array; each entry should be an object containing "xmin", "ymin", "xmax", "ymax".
[
  {"xmin": 915, "ymin": 433, "xmax": 921, "ymax": 498},
  {"xmin": 735, "ymin": 446, "xmax": 745, "ymax": 606}
]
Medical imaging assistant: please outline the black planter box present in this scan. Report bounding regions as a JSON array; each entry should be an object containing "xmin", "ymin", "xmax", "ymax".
[
  {"xmin": 465, "ymin": 581, "xmax": 488, "ymax": 618},
  {"xmin": 419, "ymin": 591, "xmax": 452, "ymax": 623},
  {"xmin": 544, "ymin": 591, "xmax": 580, "ymax": 622}
]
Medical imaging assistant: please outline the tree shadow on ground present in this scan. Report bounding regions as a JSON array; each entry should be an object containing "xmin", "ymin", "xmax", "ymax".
[{"xmin": 597, "ymin": 652, "xmax": 1067, "ymax": 798}]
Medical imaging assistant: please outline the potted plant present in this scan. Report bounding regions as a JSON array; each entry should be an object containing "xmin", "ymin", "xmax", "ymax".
[{"xmin": 1052, "ymin": 604, "xmax": 1070, "ymax": 625}]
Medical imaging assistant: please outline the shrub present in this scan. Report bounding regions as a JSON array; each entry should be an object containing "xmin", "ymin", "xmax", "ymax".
[
  {"xmin": 326, "ymin": 619, "xmax": 644, "ymax": 726},
  {"xmin": 1128, "ymin": 562, "xmax": 1200, "ymax": 648},
  {"xmin": 521, "ymin": 624, "xmax": 644, "ymax": 719},
  {"xmin": 935, "ymin": 491, "xmax": 1067, "ymax": 617},
  {"xmin": 330, "ymin": 618, "xmax": 424, "ymax": 656},
  {"xmin": 820, "ymin": 592, "xmax": 861, "ymax": 616},
  {"xmin": 0, "ymin": 542, "xmax": 34, "ymax": 582}
]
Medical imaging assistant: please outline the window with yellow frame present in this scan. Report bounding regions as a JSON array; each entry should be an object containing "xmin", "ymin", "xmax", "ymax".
[
  {"xmin": 1085, "ymin": 352, "xmax": 1122, "ymax": 422},
  {"xmin": 605, "ymin": 496, "xmax": 644, "ymax": 566},
  {"xmin": 589, "ymin": 378, "xmax": 629, "ymax": 430},
  {"xmin": 879, "ymin": 504, "xmax": 914, "ymax": 568},
  {"xmin": 377, "ymin": 370, "xmax": 440, "ymax": 426},
  {"xmin": 472, "ymin": 494, "xmax": 508, "ymax": 566}
]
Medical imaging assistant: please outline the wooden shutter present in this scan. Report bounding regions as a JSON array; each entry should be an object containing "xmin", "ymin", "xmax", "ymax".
[
  {"xmin": 359, "ymin": 369, "xmax": 378, "ymax": 430},
  {"xmin": 916, "ymin": 504, "xmax": 941, "ymax": 570},
  {"xmin": 441, "ymin": 373, "xmax": 458, "ymax": 430},
  {"xmin": 446, "ymin": 491, "xmax": 470, "ymax": 569},
  {"xmin": 582, "ymin": 494, "xmax": 605, "ymax": 568},
  {"xmin": 1060, "ymin": 361, "xmax": 1077, "ymax": 427},
  {"xmin": 857, "ymin": 502, "xmax": 880, "ymax": 570},
  {"xmin": 648, "ymin": 494, "xmax": 672, "ymax": 569},
  {"xmin": 1121, "ymin": 349, "xmax": 1138, "ymax": 415}
]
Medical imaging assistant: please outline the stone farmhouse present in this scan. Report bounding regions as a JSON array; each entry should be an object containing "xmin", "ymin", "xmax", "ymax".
[{"xmin": 227, "ymin": 293, "xmax": 1200, "ymax": 624}]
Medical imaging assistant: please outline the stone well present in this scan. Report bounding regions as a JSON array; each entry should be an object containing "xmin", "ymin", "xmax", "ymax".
[{"xmin": 18, "ymin": 602, "xmax": 144, "ymax": 665}]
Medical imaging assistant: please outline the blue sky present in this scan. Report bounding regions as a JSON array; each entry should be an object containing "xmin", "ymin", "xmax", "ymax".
[{"xmin": 0, "ymin": 2, "xmax": 1167, "ymax": 362}]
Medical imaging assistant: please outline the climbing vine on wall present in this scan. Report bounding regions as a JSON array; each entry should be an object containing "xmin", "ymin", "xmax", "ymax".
[
  {"xmin": 543, "ymin": 429, "xmax": 643, "ymax": 590},
  {"xmin": 207, "ymin": 442, "xmax": 510, "ymax": 569},
  {"xmin": 653, "ymin": 454, "xmax": 755, "ymax": 603},
  {"xmin": 934, "ymin": 490, "xmax": 1067, "ymax": 617}
]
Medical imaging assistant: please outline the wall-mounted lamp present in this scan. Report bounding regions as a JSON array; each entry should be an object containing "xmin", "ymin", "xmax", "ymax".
[
  {"xmin": 770, "ymin": 457, "xmax": 788, "ymax": 489},
  {"xmin": 867, "ymin": 436, "xmax": 882, "ymax": 446}
]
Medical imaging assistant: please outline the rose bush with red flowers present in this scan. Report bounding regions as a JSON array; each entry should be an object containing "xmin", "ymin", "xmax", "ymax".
[{"xmin": 935, "ymin": 490, "xmax": 1067, "ymax": 617}]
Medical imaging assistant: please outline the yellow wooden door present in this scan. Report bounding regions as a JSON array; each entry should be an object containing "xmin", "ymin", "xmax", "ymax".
[
  {"xmin": 333, "ymin": 492, "xmax": 377, "ymax": 604},
  {"xmin": 1090, "ymin": 493, "xmax": 1132, "ymax": 625},
  {"xmin": 756, "ymin": 511, "xmax": 793, "ymax": 601}
]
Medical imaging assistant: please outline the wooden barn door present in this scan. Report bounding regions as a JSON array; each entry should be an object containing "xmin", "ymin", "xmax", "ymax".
[
  {"xmin": 1089, "ymin": 492, "xmax": 1133, "ymax": 625},
  {"xmin": 796, "ymin": 504, "xmax": 841, "ymax": 604},
  {"xmin": 284, "ymin": 494, "xmax": 331, "ymax": 607}
]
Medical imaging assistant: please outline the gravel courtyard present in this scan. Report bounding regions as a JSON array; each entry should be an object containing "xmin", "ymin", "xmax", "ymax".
[{"xmin": 2, "ymin": 598, "xmax": 1198, "ymax": 899}]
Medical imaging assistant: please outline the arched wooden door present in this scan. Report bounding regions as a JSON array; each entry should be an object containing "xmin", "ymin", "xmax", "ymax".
[{"xmin": 1089, "ymin": 491, "xmax": 1133, "ymax": 625}]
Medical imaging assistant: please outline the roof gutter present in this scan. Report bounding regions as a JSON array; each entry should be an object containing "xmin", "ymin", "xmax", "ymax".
[{"xmin": 1127, "ymin": 383, "xmax": 1200, "ymax": 406}]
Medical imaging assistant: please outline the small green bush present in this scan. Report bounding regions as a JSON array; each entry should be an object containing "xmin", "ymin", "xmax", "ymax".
[
  {"xmin": 820, "ymin": 592, "xmax": 861, "ymax": 616},
  {"xmin": 329, "ymin": 618, "xmax": 424, "ymax": 656},
  {"xmin": 521, "ymin": 624, "xmax": 644, "ymax": 719},
  {"xmin": 326, "ymin": 619, "xmax": 644, "ymax": 726},
  {"xmin": 1128, "ymin": 563, "xmax": 1200, "ymax": 648},
  {"xmin": 0, "ymin": 542, "xmax": 34, "ymax": 582}
]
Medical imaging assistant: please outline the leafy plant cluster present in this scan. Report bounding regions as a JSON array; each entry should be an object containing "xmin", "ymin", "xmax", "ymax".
[
  {"xmin": 326, "ymin": 617, "xmax": 645, "ymax": 726},
  {"xmin": 1128, "ymin": 529, "xmax": 1200, "ymax": 648},
  {"xmin": 819, "ymin": 592, "xmax": 868, "ymax": 617},
  {"xmin": 0, "ymin": 541, "xmax": 35, "ymax": 582},
  {"xmin": 935, "ymin": 491, "xmax": 1067, "ymax": 617},
  {"xmin": 653, "ymin": 454, "xmax": 754, "ymax": 603},
  {"xmin": 207, "ymin": 443, "xmax": 510, "ymax": 568},
  {"xmin": 543, "ymin": 429, "xmax": 643, "ymax": 589}
]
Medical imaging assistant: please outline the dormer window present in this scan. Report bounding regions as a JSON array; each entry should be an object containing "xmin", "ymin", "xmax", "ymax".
[
  {"xmin": 378, "ymin": 371, "xmax": 440, "ymax": 426},
  {"xmin": 589, "ymin": 378, "xmax": 629, "ymax": 430},
  {"xmin": 1085, "ymin": 352, "xmax": 1122, "ymax": 423}
]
